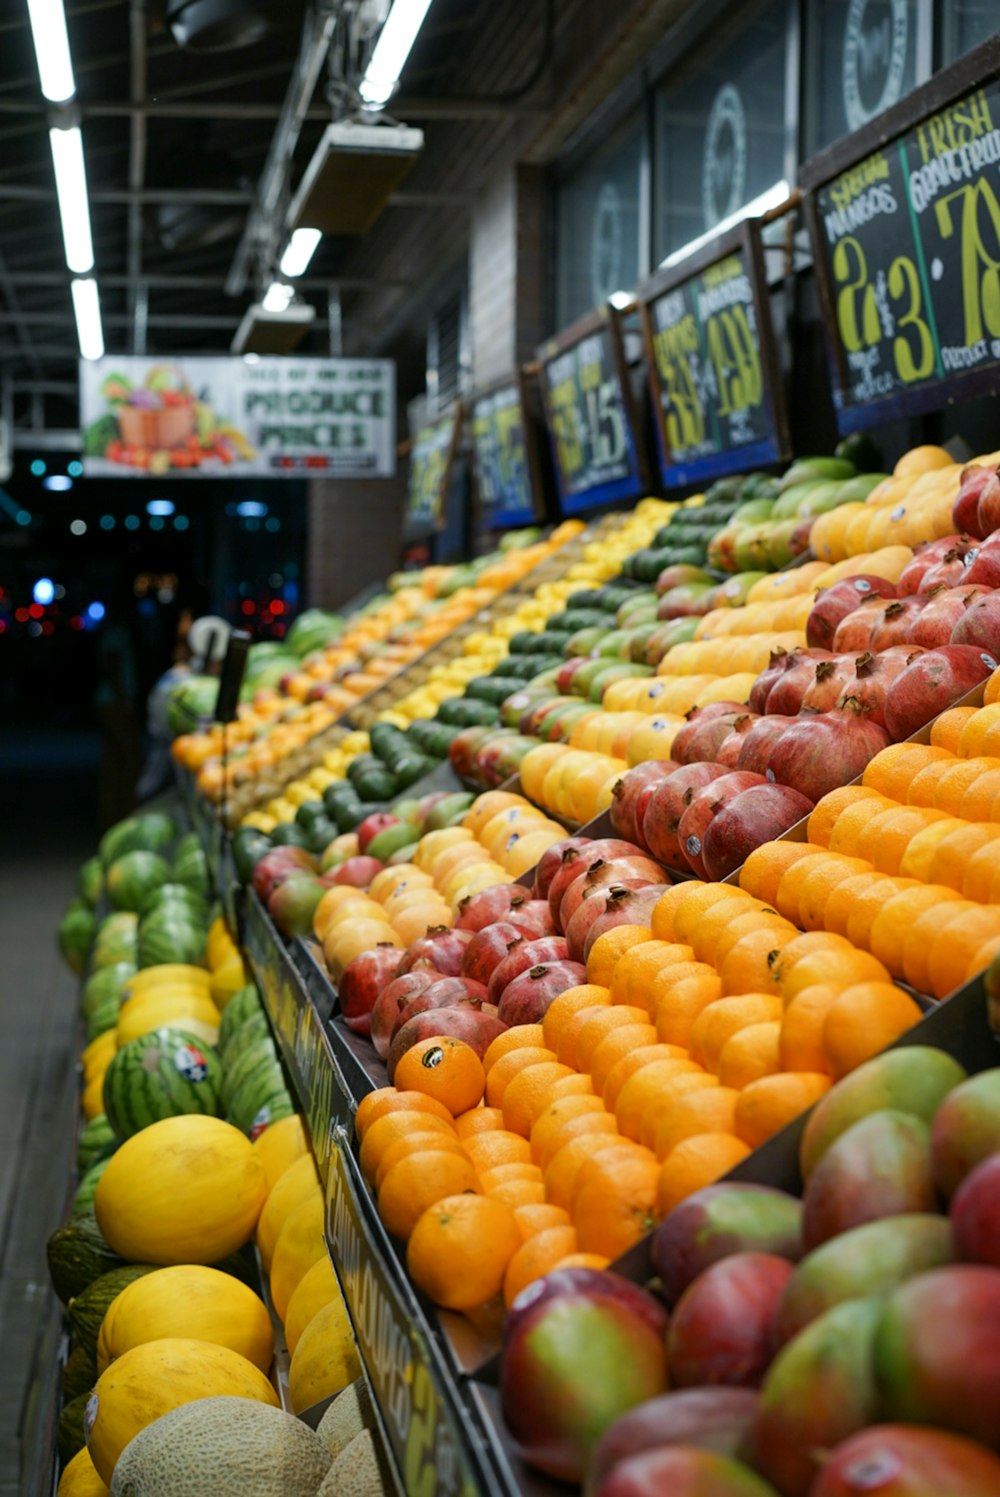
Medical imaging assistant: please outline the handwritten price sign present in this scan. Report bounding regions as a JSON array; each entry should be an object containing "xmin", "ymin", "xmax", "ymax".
[
  {"xmin": 407, "ymin": 407, "xmax": 462, "ymax": 532},
  {"xmin": 469, "ymin": 382, "xmax": 539, "ymax": 527}
]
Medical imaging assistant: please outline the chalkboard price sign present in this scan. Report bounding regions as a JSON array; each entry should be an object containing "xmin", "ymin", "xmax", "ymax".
[
  {"xmin": 406, "ymin": 405, "xmax": 463, "ymax": 533},
  {"xmin": 536, "ymin": 307, "xmax": 648, "ymax": 514},
  {"xmin": 803, "ymin": 35, "xmax": 1000, "ymax": 429},
  {"xmin": 638, "ymin": 220, "xmax": 789, "ymax": 488},
  {"xmin": 469, "ymin": 379, "xmax": 540, "ymax": 527}
]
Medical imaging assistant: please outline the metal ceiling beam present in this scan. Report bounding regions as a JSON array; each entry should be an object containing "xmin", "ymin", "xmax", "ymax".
[
  {"xmin": 1, "ymin": 271, "xmax": 411, "ymax": 290},
  {"xmin": 128, "ymin": 0, "xmax": 147, "ymax": 354},
  {"xmin": 0, "ymin": 311, "xmax": 259, "ymax": 329},
  {"xmin": 0, "ymin": 245, "xmax": 43, "ymax": 380},
  {"xmin": 0, "ymin": 96, "xmax": 539, "ymax": 122},
  {"xmin": 0, "ymin": 186, "xmax": 255, "ymax": 204}
]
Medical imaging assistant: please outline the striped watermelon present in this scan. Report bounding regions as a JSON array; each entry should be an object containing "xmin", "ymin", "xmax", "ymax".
[
  {"xmin": 222, "ymin": 1012, "xmax": 269, "ymax": 1067},
  {"xmin": 102, "ymin": 1027, "xmax": 223, "ymax": 1139},
  {"xmin": 218, "ymin": 985, "xmax": 263, "ymax": 1053},
  {"xmin": 220, "ymin": 1036, "xmax": 278, "ymax": 1111},
  {"xmin": 232, "ymin": 1083, "xmax": 295, "ymax": 1139}
]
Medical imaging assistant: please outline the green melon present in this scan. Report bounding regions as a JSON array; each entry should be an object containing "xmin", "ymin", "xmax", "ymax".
[
  {"xmin": 92, "ymin": 912, "xmax": 139, "ymax": 970},
  {"xmin": 47, "ymin": 1212, "xmax": 124, "ymax": 1305},
  {"xmin": 58, "ymin": 900, "xmax": 97, "ymax": 976},
  {"xmin": 140, "ymin": 882, "xmax": 210, "ymax": 923},
  {"xmin": 57, "ymin": 1392, "xmax": 90, "ymax": 1465},
  {"xmin": 99, "ymin": 812, "xmax": 176, "ymax": 867},
  {"xmin": 173, "ymin": 840, "xmax": 210, "ymax": 898},
  {"xmin": 221, "ymin": 1037, "xmax": 278, "ymax": 1111},
  {"xmin": 77, "ymin": 1116, "xmax": 116, "ymax": 1174},
  {"xmin": 233, "ymin": 1085, "xmax": 295, "ymax": 1139},
  {"xmin": 86, "ymin": 994, "xmax": 123, "ymax": 1044},
  {"xmin": 102, "ymin": 1028, "xmax": 223, "ymax": 1139},
  {"xmin": 106, "ymin": 851, "xmax": 172, "ymax": 912},
  {"xmin": 67, "ymin": 1264, "xmax": 158, "ymax": 1357},
  {"xmin": 72, "ymin": 1158, "xmax": 112, "ymax": 1218},
  {"xmin": 78, "ymin": 856, "xmax": 104, "ymax": 910},
  {"xmin": 222, "ymin": 1012, "xmax": 270, "ymax": 1067},
  {"xmin": 82, "ymin": 963, "xmax": 136, "ymax": 1021},
  {"xmin": 218, "ymin": 987, "xmax": 263, "ymax": 1053},
  {"xmin": 61, "ymin": 1343, "xmax": 97, "ymax": 1402},
  {"xmin": 137, "ymin": 916, "xmax": 207, "ymax": 970},
  {"xmin": 166, "ymin": 675, "xmax": 220, "ymax": 735}
]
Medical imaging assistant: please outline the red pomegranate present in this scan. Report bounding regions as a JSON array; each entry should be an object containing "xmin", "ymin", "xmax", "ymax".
[
  {"xmin": 564, "ymin": 879, "xmax": 660, "ymax": 961},
  {"xmin": 455, "ymin": 884, "xmax": 534, "ymax": 931},
  {"xmin": 715, "ymin": 715, "xmax": 759, "ymax": 768},
  {"xmin": 507, "ymin": 900, "xmax": 557, "ymax": 938},
  {"xmin": 951, "ymin": 592, "xmax": 1000, "ymax": 655},
  {"xmin": 898, "ymin": 536, "xmax": 973, "ymax": 595},
  {"xmin": 581, "ymin": 884, "xmax": 672, "ymax": 962},
  {"xmin": 532, "ymin": 837, "xmax": 592, "ymax": 900},
  {"xmin": 461, "ymin": 921, "xmax": 527, "ymax": 988},
  {"xmin": 394, "ymin": 975, "xmax": 489, "ymax": 1032},
  {"xmin": 670, "ymin": 711, "xmax": 747, "ymax": 765},
  {"xmin": 911, "ymin": 585, "xmax": 990, "ymax": 647},
  {"xmin": 736, "ymin": 715, "xmax": 798, "ymax": 776},
  {"xmin": 919, "ymin": 546, "xmax": 976, "ymax": 593},
  {"xmin": 832, "ymin": 598, "xmax": 899, "ymax": 652},
  {"xmin": 749, "ymin": 650, "xmax": 794, "ymax": 714},
  {"xmin": 835, "ymin": 649, "xmax": 922, "ymax": 728},
  {"xmin": 558, "ymin": 856, "xmax": 665, "ymax": 932},
  {"xmin": 765, "ymin": 650, "xmax": 836, "ymax": 715},
  {"xmin": 884, "ymin": 646, "xmax": 999, "ymax": 741},
  {"xmin": 702, "ymin": 784, "xmax": 814, "ymax": 881},
  {"xmin": 545, "ymin": 841, "xmax": 648, "ymax": 925},
  {"xmin": 487, "ymin": 936, "xmax": 570, "ymax": 1005},
  {"xmin": 641, "ymin": 763, "xmax": 732, "ymax": 870},
  {"xmin": 610, "ymin": 762, "xmax": 677, "ymax": 848},
  {"xmin": 961, "ymin": 536, "xmax": 1000, "ymax": 588},
  {"xmin": 766, "ymin": 705, "xmax": 890, "ymax": 800},
  {"xmin": 806, "ymin": 575, "xmax": 898, "ymax": 650},
  {"xmin": 497, "ymin": 961, "xmax": 588, "ymax": 1026},
  {"xmin": 677, "ymin": 771, "xmax": 767, "ymax": 878},
  {"xmin": 370, "ymin": 971, "xmax": 436, "ymax": 1059},
  {"xmin": 953, "ymin": 463, "xmax": 999, "ymax": 538},
  {"xmin": 866, "ymin": 597, "xmax": 926, "ymax": 651},
  {"xmin": 394, "ymin": 926, "xmax": 472, "ymax": 978},
  {"xmin": 339, "ymin": 945, "xmax": 407, "ymax": 1036},
  {"xmin": 799, "ymin": 656, "xmax": 863, "ymax": 714}
]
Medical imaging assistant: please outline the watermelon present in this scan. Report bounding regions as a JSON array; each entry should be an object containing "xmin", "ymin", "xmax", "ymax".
[
  {"xmin": 92, "ymin": 912, "xmax": 139, "ymax": 969},
  {"xmin": 66, "ymin": 1264, "xmax": 158, "ymax": 1356},
  {"xmin": 166, "ymin": 674, "xmax": 219, "ymax": 735},
  {"xmin": 82, "ymin": 962, "xmax": 135, "ymax": 1021},
  {"xmin": 231, "ymin": 827, "xmax": 271, "ymax": 884},
  {"xmin": 58, "ymin": 900, "xmax": 97, "ymax": 975},
  {"xmin": 218, "ymin": 986, "xmax": 263, "ymax": 1053},
  {"xmin": 77, "ymin": 1116, "xmax": 116, "ymax": 1173},
  {"xmin": 232, "ymin": 1083, "xmax": 295, "ymax": 1139},
  {"xmin": 102, "ymin": 1028, "xmax": 223, "ymax": 1138},
  {"xmin": 86, "ymin": 994, "xmax": 121, "ymax": 1043},
  {"xmin": 47, "ymin": 1212, "xmax": 124, "ymax": 1304},
  {"xmin": 78, "ymin": 855, "xmax": 104, "ymax": 909},
  {"xmin": 61, "ymin": 1343, "xmax": 97, "ymax": 1401},
  {"xmin": 285, "ymin": 608, "xmax": 344, "ymax": 657},
  {"xmin": 57, "ymin": 1392, "xmax": 90, "ymax": 1465},
  {"xmin": 221, "ymin": 1012, "xmax": 269, "ymax": 1067},
  {"xmin": 137, "ymin": 915, "xmax": 207, "ymax": 969},
  {"xmin": 99, "ymin": 812, "xmax": 176, "ymax": 867},
  {"xmin": 140, "ymin": 882, "xmax": 210, "ymax": 923},
  {"xmin": 221, "ymin": 1036, "xmax": 278, "ymax": 1111},
  {"xmin": 106, "ymin": 850, "xmax": 171, "ymax": 912},
  {"xmin": 173, "ymin": 841, "xmax": 210, "ymax": 897},
  {"xmin": 71, "ymin": 1158, "xmax": 112, "ymax": 1218}
]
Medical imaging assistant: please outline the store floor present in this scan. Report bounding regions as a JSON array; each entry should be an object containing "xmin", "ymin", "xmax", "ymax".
[{"xmin": 0, "ymin": 731, "xmax": 103, "ymax": 1494}]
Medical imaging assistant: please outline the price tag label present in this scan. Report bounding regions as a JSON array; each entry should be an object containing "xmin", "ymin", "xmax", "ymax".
[
  {"xmin": 804, "ymin": 38, "xmax": 1000, "ymax": 427},
  {"xmin": 469, "ymin": 381, "xmax": 539, "ymax": 527},
  {"xmin": 639, "ymin": 221, "xmax": 789, "ymax": 487},
  {"xmin": 407, "ymin": 407, "xmax": 463, "ymax": 532},
  {"xmin": 537, "ymin": 310, "xmax": 647, "ymax": 514},
  {"xmin": 327, "ymin": 1138, "xmax": 482, "ymax": 1497}
]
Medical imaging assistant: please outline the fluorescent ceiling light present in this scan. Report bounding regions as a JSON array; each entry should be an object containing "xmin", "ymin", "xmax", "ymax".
[
  {"xmin": 50, "ymin": 126, "xmax": 95, "ymax": 274},
  {"xmin": 71, "ymin": 277, "xmax": 104, "ymax": 360},
  {"xmin": 261, "ymin": 281, "xmax": 294, "ymax": 312},
  {"xmin": 279, "ymin": 227, "xmax": 322, "ymax": 277},
  {"xmin": 660, "ymin": 180, "xmax": 791, "ymax": 270},
  {"xmin": 360, "ymin": 0, "xmax": 434, "ymax": 108},
  {"xmin": 608, "ymin": 290, "xmax": 634, "ymax": 310},
  {"xmin": 26, "ymin": 0, "xmax": 76, "ymax": 102}
]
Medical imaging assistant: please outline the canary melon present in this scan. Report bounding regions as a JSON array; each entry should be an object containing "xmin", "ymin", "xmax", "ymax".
[
  {"xmin": 287, "ymin": 1298, "xmax": 361, "ymax": 1414},
  {"xmin": 125, "ymin": 963, "xmax": 212, "ymax": 997},
  {"xmin": 251, "ymin": 1113, "xmax": 309, "ymax": 1190},
  {"xmin": 97, "ymin": 1264, "xmax": 273, "ymax": 1375},
  {"xmin": 116, "ymin": 991, "xmax": 219, "ymax": 1048},
  {"xmin": 94, "ymin": 1115, "xmax": 266, "ymax": 1265},
  {"xmin": 256, "ymin": 1153, "xmax": 322, "ymax": 1271},
  {"xmin": 84, "ymin": 1336, "xmax": 279, "ymax": 1484},
  {"xmin": 269, "ymin": 1195, "xmax": 327, "ymax": 1322},
  {"xmin": 57, "ymin": 1445, "xmax": 109, "ymax": 1496},
  {"xmin": 284, "ymin": 1254, "xmax": 341, "ymax": 1356}
]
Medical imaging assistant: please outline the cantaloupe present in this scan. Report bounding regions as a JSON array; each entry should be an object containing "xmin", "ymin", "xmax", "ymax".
[
  {"xmin": 251, "ymin": 1113, "xmax": 308, "ymax": 1190},
  {"xmin": 315, "ymin": 1429, "xmax": 386, "ymax": 1496},
  {"xmin": 85, "ymin": 1337, "xmax": 279, "ymax": 1484},
  {"xmin": 56, "ymin": 1445, "xmax": 108, "ymax": 1496},
  {"xmin": 94, "ymin": 1115, "xmax": 266, "ymax": 1265},
  {"xmin": 96, "ymin": 1265, "xmax": 273, "ymax": 1375},
  {"xmin": 256, "ymin": 1153, "xmax": 322, "ymax": 1271},
  {"xmin": 106, "ymin": 1395, "xmax": 329, "ymax": 1496},
  {"xmin": 116, "ymin": 991, "xmax": 219, "ymax": 1048},
  {"xmin": 316, "ymin": 1379, "xmax": 373, "ymax": 1460},
  {"xmin": 269, "ymin": 1195, "xmax": 327, "ymax": 1322},
  {"xmin": 284, "ymin": 1255, "xmax": 341, "ymax": 1356},
  {"xmin": 287, "ymin": 1297, "xmax": 360, "ymax": 1414}
]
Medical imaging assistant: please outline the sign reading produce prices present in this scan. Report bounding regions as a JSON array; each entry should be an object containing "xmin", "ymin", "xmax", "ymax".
[
  {"xmin": 803, "ymin": 33, "xmax": 1000, "ymax": 429},
  {"xmin": 406, "ymin": 406, "xmax": 463, "ymax": 533},
  {"xmin": 537, "ymin": 306, "xmax": 648, "ymax": 514},
  {"xmin": 469, "ymin": 380, "xmax": 540, "ymax": 528},
  {"xmin": 639, "ymin": 220, "xmax": 790, "ymax": 487},
  {"xmin": 327, "ymin": 1137, "xmax": 482, "ymax": 1497},
  {"xmin": 79, "ymin": 355, "xmax": 395, "ymax": 477}
]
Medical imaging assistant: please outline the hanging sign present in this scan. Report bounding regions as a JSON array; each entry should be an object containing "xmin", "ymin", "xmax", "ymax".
[
  {"xmin": 638, "ymin": 219, "xmax": 790, "ymax": 487},
  {"xmin": 803, "ymin": 33, "xmax": 1000, "ymax": 430},
  {"xmin": 469, "ymin": 377, "xmax": 541, "ymax": 528},
  {"xmin": 536, "ymin": 306, "xmax": 648, "ymax": 514},
  {"xmin": 79, "ymin": 356, "xmax": 395, "ymax": 477},
  {"xmin": 406, "ymin": 405, "xmax": 463, "ymax": 533}
]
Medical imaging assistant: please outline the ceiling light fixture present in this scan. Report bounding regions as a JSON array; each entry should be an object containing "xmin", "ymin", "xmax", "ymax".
[
  {"xmin": 25, "ymin": 0, "xmax": 76, "ymax": 102},
  {"xmin": 50, "ymin": 126, "xmax": 95, "ymax": 274},
  {"xmin": 71, "ymin": 278, "xmax": 104, "ymax": 360},
  {"xmin": 360, "ymin": 0, "xmax": 435, "ymax": 109},
  {"xmin": 261, "ymin": 281, "xmax": 294, "ymax": 312},
  {"xmin": 279, "ymin": 227, "xmax": 322, "ymax": 278}
]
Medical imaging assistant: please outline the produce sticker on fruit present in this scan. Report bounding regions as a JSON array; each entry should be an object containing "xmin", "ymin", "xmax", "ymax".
[{"xmin": 79, "ymin": 355, "xmax": 396, "ymax": 478}]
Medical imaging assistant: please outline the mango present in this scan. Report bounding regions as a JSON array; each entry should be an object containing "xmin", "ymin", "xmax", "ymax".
[
  {"xmin": 586, "ymin": 1388, "xmax": 759, "ymax": 1497},
  {"xmin": 810, "ymin": 1425, "xmax": 1000, "ymax": 1495},
  {"xmin": 751, "ymin": 1297, "xmax": 884, "ymax": 1497},
  {"xmin": 799, "ymin": 1047, "xmax": 966, "ymax": 1181},
  {"xmin": 951, "ymin": 1153, "xmax": 1000, "ymax": 1266},
  {"xmin": 592, "ymin": 1446, "xmax": 780, "ymax": 1496},
  {"xmin": 774, "ymin": 1214, "xmax": 953, "ymax": 1344},
  {"xmin": 875, "ymin": 1264, "xmax": 1000, "ymax": 1447},
  {"xmin": 802, "ymin": 1111, "xmax": 936, "ymax": 1251},
  {"xmin": 667, "ymin": 1253, "xmax": 793, "ymax": 1390},
  {"xmin": 930, "ymin": 1067, "xmax": 1000, "ymax": 1197},
  {"xmin": 650, "ymin": 1184, "xmax": 803, "ymax": 1307}
]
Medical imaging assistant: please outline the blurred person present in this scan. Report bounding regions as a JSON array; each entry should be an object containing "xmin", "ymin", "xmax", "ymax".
[{"xmin": 135, "ymin": 614, "xmax": 231, "ymax": 800}]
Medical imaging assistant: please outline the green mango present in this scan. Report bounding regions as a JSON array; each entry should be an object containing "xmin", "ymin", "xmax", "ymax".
[{"xmin": 776, "ymin": 455, "xmax": 856, "ymax": 491}]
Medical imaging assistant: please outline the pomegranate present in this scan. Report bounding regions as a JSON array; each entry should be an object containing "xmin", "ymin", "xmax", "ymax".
[
  {"xmin": 898, "ymin": 536, "xmax": 972, "ymax": 595},
  {"xmin": 976, "ymin": 466, "xmax": 1000, "ymax": 537},
  {"xmin": 951, "ymin": 592, "xmax": 1000, "ymax": 655},
  {"xmin": 702, "ymin": 783, "xmax": 814, "ymax": 881},
  {"xmin": 545, "ymin": 840, "xmax": 648, "ymax": 925},
  {"xmin": 395, "ymin": 975, "xmax": 489, "ymax": 1032},
  {"xmin": 836, "ymin": 649, "xmax": 923, "ymax": 727},
  {"xmin": 715, "ymin": 715, "xmax": 759, "ymax": 767},
  {"xmin": 911, "ymin": 585, "xmax": 990, "ymax": 647},
  {"xmin": 558, "ymin": 856, "xmax": 665, "ymax": 931},
  {"xmin": 387, "ymin": 1007, "xmax": 507, "ymax": 1081},
  {"xmin": 461, "ymin": 921, "xmax": 526, "ymax": 988},
  {"xmin": 332, "ymin": 855, "xmax": 384, "ymax": 888},
  {"xmin": 581, "ymin": 885, "xmax": 672, "ymax": 961},
  {"xmin": 671, "ymin": 711, "xmax": 746, "ymax": 765},
  {"xmin": 252, "ymin": 847, "xmax": 317, "ymax": 903},
  {"xmin": 766, "ymin": 704, "xmax": 890, "ymax": 800},
  {"xmin": 799, "ymin": 656, "xmax": 862, "ymax": 714},
  {"xmin": 610, "ymin": 763, "xmax": 677, "ymax": 847},
  {"xmin": 953, "ymin": 463, "xmax": 999, "ymax": 537},
  {"xmin": 564, "ymin": 879, "xmax": 660, "ymax": 961},
  {"xmin": 497, "ymin": 961, "xmax": 589, "ymax": 1026},
  {"xmin": 961, "ymin": 539, "xmax": 1000, "ymax": 588},
  {"xmin": 455, "ymin": 883, "xmax": 533, "ymax": 931},
  {"xmin": 641, "ymin": 763, "xmax": 732, "ymax": 870},
  {"xmin": 339, "ymin": 945, "xmax": 406, "ymax": 1036},
  {"xmin": 806, "ymin": 575, "xmax": 898, "ymax": 649},
  {"xmin": 355, "ymin": 812, "xmax": 399, "ymax": 853},
  {"xmin": 832, "ymin": 598, "xmax": 899, "ymax": 652},
  {"xmin": 370, "ymin": 971, "xmax": 436, "ymax": 1058},
  {"xmin": 866, "ymin": 597, "xmax": 926, "ymax": 651},
  {"xmin": 488, "ymin": 936, "xmax": 570, "ymax": 1004},
  {"xmin": 749, "ymin": 650, "xmax": 793, "ymax": 714},
  {"xmin": 677, "ymin": 771, "xmax": 767, "ymax": 878},
  {"xmin": 395, "ymin": 926, "xmax": 472, "ymax": 978},
  {"xmin": 507, "ymin": 900, "xmax": 557, "ymax": 938},
  {"xmin": 532, "ymin": 837, "xmax": 592, "ymax": 900},
  {"xmin": 884, "ymin": 645, "xmax": 998, "ymax": 741},
  {"xmin": 920, "ymin": 546, "xmax": 975, "ymax": 593},
  {"xmin": 766, "ymin": 650, "xmax": 836, "ymax": 715},
  {"xmin": 736, "ymin": 715, "xmax": 798, "ymax": 776}
]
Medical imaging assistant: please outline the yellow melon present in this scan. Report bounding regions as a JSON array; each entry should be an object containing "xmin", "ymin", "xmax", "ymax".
[
  {"xmin": 209, "ymin": 955, "xmax": 249, "ymax": 1010},
  {"xmin": 85, "ymin": 1336, "xmax": 279, "ymax": 1484},
  {"xmin": 94, "ymin": 1115, "xmax": 266, "ymax": 1264},
  {"xmin": 81, "ymin": 1031, "xmax": 118, "ymax": 1081},
  {"xmin": 287, "ymin": 1299, "xmax": 361, "ymax": 1414},
  {"xmin": 284, "ymin": 1254, "xmax": 342, "ymax": 1356},
  {"xmin": 256, "ymin": 1153, "xmax": 322, "ymax": 1271},
  {"xmin": 116, "ymin": 991, "xmax": 220, "ymax": 1048},
  {"xmin": 96, "ymin": 1265, "xmax": 274, "ymax": 1376},
  {"xmin": 269, "ymin": 1195, "xmax": 327, "ymax": 1322},
  {"xmin": 124, "ymin": 964, "xmax": 211, "ymax": 997},
  {"xmin": 251, "ymin": 1114, "xmax": 309, "ymax": 1191},
  {"xmin": 56, "ymin": 1446, "xmax": 109, "ymax": 1497},
  {"xmin": 82, "ymin": 1070, "xmax": 109, "ymax": 1121}
]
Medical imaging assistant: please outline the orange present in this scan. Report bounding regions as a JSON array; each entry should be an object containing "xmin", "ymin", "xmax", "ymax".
[
  {"xmin": 866, "ymin": 807, "xmax": 947, "ymax": 875},
  {"xmin": 707, "ymin": 910, "xmax": 793, "ymax": 973},
  {"xmin": 905, "ymin": 759, "xmax": 957, "ymax": 808},
  {"xmin": 926, "ymin": 906, "xmax": 1000, "ymax": 999},
  {"xmin": 502, "ymin": 1062, "xmax": 576, "ymax": 1137},
  {"xmin": 544, "ymin": 1074, "xmax": 596, "ymax": 1104},
  {"xmin": 487, "ymin": 1178, "xmax": 547, "ymax": 1209},
  {"xmin": 544, "ymin": 1132, "xmax": 635, "ymax": 1210},
  {"xmin": 512, "ymin": 1203, "xmax": 572, "ymax": 1242},
  {"xmin": 550, "ymin": 1252, "xmax": 611, "ymax": 1273},
  {"xmin": 779, "ymin": 984, "xmax": 841, "ymax": 1074},
  {"xmin": 933, "ymin": 756, "xmax": 1000, "ymax": 813},
  {"xmin": 484, "ymin": 1046, "xmax": 559, "ymax": 1109},
  {"xmin": 822, "ymin": 873, "xmax": 882, "ymax": 937},
  {"xmin": 902, "ymin": 901, "xmax": 978, "ymax": 992},
  {"xmin": 959, "ymin": 769, "xmax": 1000, "ymax": 820},
  {"xmin": 406, "ymin": 1194, "xmax": 522, "ymax": 1311},
  {"xmin": 586, "ymin": 926, "xmax": 659, "ymax": 988},
  {"xmin": 453, "ymin": 1106, "xmax": 506, "ymax": 1139},
  {"xmin": 868, "ymin": 885, "xmax": 964, "ymax": 974},
  {"xmin": 652, "ymin": 967, "xmax": 724, "ymax": 1047},
  {"xmin": 844, "ymin": 876, "xmax": 916, "ymax": 951},
  {"xmin": 601, "ymin": 1043, "xmax": 690, "ymax": 1111},
  {"xmin": 862, "ymin": 743, "xmax": 952, "ymax": 800},
  {"xmin": 551, "ymin": 1004, "xmax": 616, "ymax": 1068},
  {"xmin": 614, "ymin": 1058, "xmax": 704, "ymax": 1142},
  {"xmin": 774, "ymin": 853, "xmax": 838, "ymax": 922},
  {"xmin": 377, "ymin": 1149, "xmax": 480, "ymax": 1240},
  {"xmin": 823, "ymin": 983, "xmax": 924, "ymax": 1075},
  {"xmin": 776, "ymin": 946, "xmax": 891, "ymax": 1003},
  {"xmin": 530, "ymin": 1095, "xmax": 609, "ymax": 1166},
  {"xmin": 718, "ymin": 926, "xmax": 793, "ymax": 996},
  {"xmin": 733, "ymin": 1072, "xmax": 832, "ymax": 1148},
  {"xmin": 394, "ymin": 1036, "xmax": 486, "ymax": 1116},
  {"xmin": 461, "ymin": 1130, "xmax": 532, "ymax": 1172},
  {"xmin": 574, "ymin": 1005, "xmax": 650, "ymax": 1073},
  {"xmin": 571, "ymin": 1145, "xmax": 661, "ymax": 1258},
  {"xmin": 651, "ymin": 1083, "xmax": 741, "ymax": 1159},
  {"xmin": 957, "ymin": 704, "xmax": 1000, "ymax": 757},
  {"xmin": 355, "ymin": 1087, "xmax": 455, "ymax": 1140},
  {"xmin": 587, "ymin": 1024, "xmax": 659, "ymax": 1093},
  {"xmin": 688, "ymin": 894, "xmax": 758, "ymax": 963},
  {"xmin": 797, "ymin": 853, "xmax": 873, "ymax": 931},
  {"xmin": 503, "ymin": 1226, "xmax": 579, "ymax": 1307},
  {"xmin": 531, "ymin": 1107, "xmax": 620, "ymax": 1169},
  {"xmin": 985, "ymin": 665, "xmax": 1000, "ymax": 704},
  {"xmin": 632, "ymin": 1072, "xmax": 721, "ymax": 1151},
  {"xmin": 927, "ymin": 825, "xmax": 1000, "ymax": 894},
  {"xmin": 739, "ymin": 841, "xmax": 819, "ymax": 903},
  {"xmin": 930, "ymin": 706, "xmax": 977, "ymax": 752},
  {"xmin": 962, "ymin": 842, "xmax": 1000, "ymax": 902},
  {"xmin": 478, "ymin": 1163, "xmax": 544, "ymax": 1191},
  {"xmin": 656, "ymin": 1133, "xmax": 751, "ymax": 1216},
  {"xmin": 541, "ymin": 986, "xmax": 612, "ymax": 1056},
  {"xmin": 688, "ymin": 993, "xmax": 784, "ymax": 1072},
  {"xmin": 827, "ymin": 796, "xmax": 898, "ymax": 859},
  {"xmin": 650, "ymin": 883, "xmax": 703, "ymax": 941},
  {"xmin": 373, "ymin": 1130, "xmax": 469, "ymax": 1192},
  {"xmin": 609, "ymin": 942, "xmax": 686, "ymax": 1005},
  {"xmin": 716, "ymin": 1021, "xmax": 782, "ymax": 1089},
  {"xmin": 966, "ymin": 934, "xmax": 1000, "ymax": 982},
  {"xmin": 482, "ymin": 1026, "xmax": 546, "ymax": 1073},
  {"xmin": 808, "ymin": 785, "xmax": 890, "ymax": 848},
  {"xmin": 672, "ymin": 884, "xmax": 743, "ymax": 945},
  {"xmin": 358, "ymin": 1110, "xmax": 455, "ymax": 1186}
]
